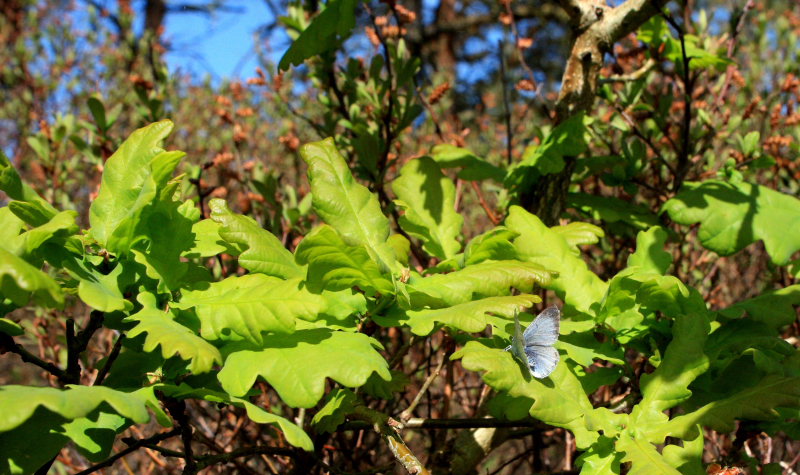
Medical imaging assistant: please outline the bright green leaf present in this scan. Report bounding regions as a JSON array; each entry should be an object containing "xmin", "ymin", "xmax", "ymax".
[
  {"xmin": 209, "ymin": 198, "xmax": 304, "ymax": 279},
  {"xmin": 218, "ymin": 329, "xmax": 390, "ymax": 407},
  {"xmin": 396, "ymin": 294, "xmax": 540, "ymax": 335},
  {"xmin": 278, "ymin": 0, "xmax": 358, "ymax": 70},
  {"xmin": 300, "ymin": 138, "xmax": 399, "ymax": 273},
  {"xmin": 294, "ymin": 224, "xmax": 393, "ymax": 295},
  {"xmin": 662, "ymin": 180, "xmax": 800, "ymax": 265},
  {"xmin": 507, "ymin": 206, "xmax": 606, "ymax": 315},
  {"xmin": 173, "ymin": 274, "xmax": 326, "ymax": 344},
  {"xmin": 392, "ymin": 156, "xmax": 463, "ymax": 259},
  {"xmin": 89, "ymin": 120, "xmax": 185, "ymax": 254},
  {"xmin": 124, "ymin": 293, "xmax": 222, "ymax": 373},
  {"xmin": 406, "ymin": 260, "xmax": 552, "ymax": 308},
  {"xmin": 0, "ymin": 247, "xmax": 63, "ymax": 308}
]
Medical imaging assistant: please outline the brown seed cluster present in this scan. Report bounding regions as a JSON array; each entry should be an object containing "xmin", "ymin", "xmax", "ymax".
[{"xmin": 428, "ymin": 82, "xmax": 450, "ymax": 104}]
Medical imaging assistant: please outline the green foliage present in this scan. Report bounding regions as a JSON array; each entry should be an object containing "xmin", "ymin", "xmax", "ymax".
[
  {"xmin": 392, "ymin": 156, "xmax": 463, "ymax": 259},
  {"xmin": 174, "ymin": 274, "xmax": 326, "ymax": 343},
  {"xmin": 300, "ymin": 138, "xmax": 400, "ymax": 273},
  {"xmin": 278, "ymin": 0, "xmax": 359, "ymax": 70},
  {"xmin": 218, "ymin": 329, "xmax": 391, "ymax": 407},
  {"xmin": 663, "ymin": 180, "xmax": 800, "ymax": 265},
  {"xmin": 3, "ymin": 1, "xmax": 800, "ymax": 470}
]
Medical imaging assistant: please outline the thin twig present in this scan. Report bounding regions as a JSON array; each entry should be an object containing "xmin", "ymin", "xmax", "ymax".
[
  {"xmin": 662, "ymin": 11, "xmax": 694, "ymax": 191},
  {"xmin": 600, "ymin": 58, "xmax": 656, "ymax": 83},
  {"xmin": 0, "ymin": 332, "xmax": 68, "ymax": 381},
  {"xmin": 342, "ymin": 417, "xmax": 547, "ymax": 431},
  {"xmin": 352, "ymin": 407, "xmax": 431, "ymax": 475},
  {"xmin": 498, "ymin": 39, "xmax": 513, "ymax": 165},
  {"xmin": 470, "ymin": 181, "xmax": 501, "ymax": 225},
  {"xmin": 400, "ymin": 353, "xmax": 446, "ymax": 421},
  {"xmin": 714, "ymin": 0, "xmax": 755, "ymax": 108},
  {"xmin": 94, "ymin": 334, "xmax": 125, "ymax": 386},
  {"xmin": 73, "ymin": 428, "xmax": 181, "ymax": 475}
]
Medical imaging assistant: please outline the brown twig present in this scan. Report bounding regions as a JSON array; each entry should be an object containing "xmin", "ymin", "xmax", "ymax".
[
  {"xmin": 714, "ymin": 0, "xmax": 755, "ymax": 108},
  {"xmin": 94, "ymin": 334, "xmax": 125, "ymax": 386},
  {"xmin": 73, "ymin": 428, "xmax": 182, "ymax": 475}
]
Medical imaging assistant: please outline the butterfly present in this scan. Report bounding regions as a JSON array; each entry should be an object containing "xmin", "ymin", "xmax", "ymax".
[{"xmin": 505, "ymin": 306, "xmax": 561, "ymax": 379}]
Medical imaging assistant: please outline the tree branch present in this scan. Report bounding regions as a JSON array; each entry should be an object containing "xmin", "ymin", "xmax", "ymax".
[
  {"xmin": 74, "ymin": 428, "xmax": 181, "ymax": 475},
  {"xmin": 0, "ymin": 332, "xmax": 68, "ymax": 382},
  {"xmin": 522, "ymin": 0, "xmax": 671, "ymax": 223},
  {"xmin": 351, "ymin": 407, "xmax": 431, "ymax": 475}
]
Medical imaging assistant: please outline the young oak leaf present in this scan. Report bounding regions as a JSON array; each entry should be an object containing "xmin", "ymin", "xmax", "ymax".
[
  {"xmin": 173, "ymin": 274, "xmax": 326, "ymax": 344},
  {"xmin": 218, "ymin": 328, "xmax": 391, "ymax": 408},
  {"xmin": 124, "ymin": 293, "xmax": 222, "ymax": 374}
]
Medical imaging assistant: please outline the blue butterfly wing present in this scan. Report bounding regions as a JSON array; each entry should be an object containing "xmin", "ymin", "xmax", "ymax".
[
  {"xmin": 522, "ymin": 306, "xmax": 560, "ymax": 346},
  {"xmin": 525, "ymin": 345, "xmax": 560, "ymax": 379}
]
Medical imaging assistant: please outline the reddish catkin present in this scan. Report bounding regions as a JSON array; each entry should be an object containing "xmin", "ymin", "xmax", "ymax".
[
  {"xmin": 516, "ymin": 79, "xmax": 536, "ymax": 92},
  {"xmin": 212, "ymin": 152, "xmax": 235, "ymax": 168},
  {"xmin": 235, "ymin": 107, "xmax": 255, "ymax": 118},
  {"xmin": 272, "ymin": 71, "xmax": 284, "ymax": 90},
  {"xmin": 764, "ymin": 135, "xmax": 793, "ymax": 157},
  {"xmin": 246, "ymin": 76, "xmax": 267, "ymax": 86},
  {"xmin": 365, "ymin": 27, "xmax": 381, "ymax": 48},
  {"xmin": 279, "ymin": 133, "xmax": 301, "ymax": 151},
  {"xmin": 742, "ymin": 95, "xmax": 761, "ymax": 119},
  {"xmin": 394, "ymin": 4, "xmax": 417, "ymax": 24},
  {"xmin": 215, "ymin": 108, "xmax": 233, "ymax": 124},
  {"xmin": 428, "ymin": 82, "xmax": 450, "ymax": 104}
]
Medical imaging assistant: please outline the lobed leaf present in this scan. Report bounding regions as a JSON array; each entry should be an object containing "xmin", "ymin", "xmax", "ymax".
[
  {"xmin": 718, "ymin": 284, "xmax": 800, "ymax": 330},
  {"xmin": 209, "ymin": 198, "xmax": 304, "ymax": 279},
  {"xmin": 124, "ymin": 293, "xmax": 222, "ymax": 373},
  {"xmin": 311, "ymin": 388, "xmax": 358, "ymax": 433},
  {"xmin": 505, "ymin": 114, "xmax": 586, "ymax": 196},
  {"xmin": 453, "ymin": 341, "xmax": 602, "ymax": 448},
  {"xmin": 218, "ymin": 328, "xmax": 391, "ymax": 407},
  {"xmin": 300, "ymin": 138, "xmax": 399, "ymax": 273},
  {"xmin": 627, "ymin": 226, "xmax": 672, "ymax": 275},
  {"xmin": 0, "ymin": 385, "xmax": 167, "ymax": 433},
  {"xmin": 0, "ymin": 151, "xmax": 58, "ymax": 221},
  {"xmin": 395, "ymin": 294, "xmax": 540, "ymax": 335},
  {"xmin": 89, "ymin": 120, "xmax": 185, "ymax": 254},
  {"xmin": 463, "ymin": 227, "xmax": 519, "ymax": 265},
  {"xmin": 132, "ymin": 199, "xmax": 194, "ymax": 292},
  {"xmin": 294, "ymin": 224, "xmax": 393, "ymax": 295},
  {"xmin": 662, "ymin": 180, "xmax": 800, "ymax": 265},
  {"xmin": 616, "ymin": 432, "xmax": 681, "ymax": 475},
  {"xmin": 506, "ymin": 206, "xmax": 606, "ymax": 315},
  {"xmin": 406, "ymin": 260, "xmax": 552, "ymax": 308},
  {"xmin": 570, "ymin": 193, "xmax": 660, "ymax": 230},
  {"xmin": 174, "ymin": 274, "xmax": 326, "ymax": 344},
  {"xmin": 0, "ymin": 247, "xmax": 64, "ymax": 308},
  {"xmin": 667, "ymin": 374, "xmax": 800, "ymax": 439},
  {"xmin": 278, "ymin": 0, "xmax": 358, "ymax": 70},
  {"xmin": 156, "ymin": 384, "xmax": 313, "ymax": 450},
  {"xmin": 392, "ymin": 156, "xmax": 463, "ymax": 259},
  {"xmin": 429, "ymin": 144, "xmax": 505, "ymax": 182}
]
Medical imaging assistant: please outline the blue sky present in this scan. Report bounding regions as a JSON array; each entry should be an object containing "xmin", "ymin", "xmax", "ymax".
[{"xmin": 160, "ymin": 1, "xmax": 285, "ymax": 80}]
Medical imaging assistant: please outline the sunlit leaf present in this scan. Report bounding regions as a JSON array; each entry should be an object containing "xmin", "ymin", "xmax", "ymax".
[
  {"xmin": 300, "ymin": 138, "xmax": 399, "ymax": 273},
  {"xmin": 124, "ymin": 293, "xmax": 222, "ymax": 373},
  {"xmin": 662, "ymin": 180, "xmax": 800, "ymax": 265},
  {"xmin": 209, "ymin": 198, "xmax": 304, "ymax": 279},
  {"xmin": 294, "ymin": 224, "xmax": 393, "ymax": 295},
  {"xmin": 392, "ymin": 156, "xmax": 463, "ymax": 259},
  {"xmin": 89, "ymin": 120, "xmax": 185, "ymax": 254},
  {"xmin": 218, "ymin": 329, "xmax": 391, "ymax": 407},
  {"xmin": 174, "ymin": 274, "xmax": 326, "ymax": 344}
]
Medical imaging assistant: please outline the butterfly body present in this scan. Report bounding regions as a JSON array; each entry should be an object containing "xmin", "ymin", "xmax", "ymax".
[{"xmin": 506, "ymin": 306, "xmax": 561, "ymax": 379}]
